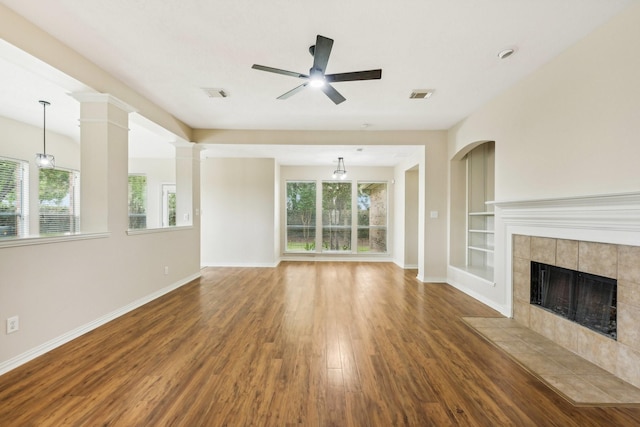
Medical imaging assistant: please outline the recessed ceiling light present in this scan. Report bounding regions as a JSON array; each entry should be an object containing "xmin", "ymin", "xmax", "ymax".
[{"xmin": 498, "ymin": 48, "xmax": 516, "ymax": 60}]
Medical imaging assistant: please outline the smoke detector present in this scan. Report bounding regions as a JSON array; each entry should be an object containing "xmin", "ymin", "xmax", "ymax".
[{"xmin": 409, "ymin": 89, "xmax": 434, "ymax": 99}]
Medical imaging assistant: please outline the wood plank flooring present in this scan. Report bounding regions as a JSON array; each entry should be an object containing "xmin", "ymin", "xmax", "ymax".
[{"xmin": 2, "ymin": 262, "xmax": 640, "ymax": 426}]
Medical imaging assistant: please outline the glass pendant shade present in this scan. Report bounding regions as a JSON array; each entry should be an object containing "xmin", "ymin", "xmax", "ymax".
[
  {"xmin": 332, "ymin": 157, "xmax": 347, "ymax": 179},
  {"xmin": 35, "ymin": 153, "xmax": 55, "ymax": 168}
]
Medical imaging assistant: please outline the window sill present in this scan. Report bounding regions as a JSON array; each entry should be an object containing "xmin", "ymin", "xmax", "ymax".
[
  {"xmin": 0, "ymin": 232, "xmax": 111, "ymax": 249},
  {"xmin": 127, "ymin": 225, "xmax": 193, "ymax": 236}
]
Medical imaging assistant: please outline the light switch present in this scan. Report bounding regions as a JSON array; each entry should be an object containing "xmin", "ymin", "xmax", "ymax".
[{"xmin": 430, "ymin": 211, "xmax": 439, "ymax": 219}]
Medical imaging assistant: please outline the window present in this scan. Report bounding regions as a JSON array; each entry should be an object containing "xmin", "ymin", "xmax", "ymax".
[
  {"xmin": 39, "ymin": 168, "xmax": 80, "ymax": 235},
  {"xmin": 0, "ymin": 157, "xmax": 29, "ymax": 238},
  {"xmin": 285, "ymin": 179, "xmax": 389, "ymax": 255},
  {"xmin": 357, "ymin": 182, "xmax": 387, "ymax": 253},
  {"xmin": 322, "ymin": 181, "xmax": 351, "ymax": 252},
  {"xmin": 286, "ymin": 181, "xmax": 316, "ymax": 251},
  {"xmin": 162, "ymin": 184, "xmax": 176, "ymax": 227},
  {"xmin": 128, "ymin": 174, "xmax": 147, "ymax": 229}
]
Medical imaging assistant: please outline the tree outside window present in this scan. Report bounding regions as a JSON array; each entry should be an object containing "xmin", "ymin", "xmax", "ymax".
[
  {"xmin": 39, "ymin": 168, "xmax": 80, "ymax": 235},
  {"xmin": 0, "ymin": 158, "xmax": 29, "ymax": 238},
  {"xmin": 357, "ymin": 182, "xmax": 387, "ymax": 253},
  {"xmin": 128, "ymin": 174, "xmax": 147, "ymax": 229},
  {"xmin": 322, "ymin": 182, "xmax": 351, "ymax": 251},
  {"xmin": 286, "ymin": 181, "xmax": 316, "ymax": 251}
]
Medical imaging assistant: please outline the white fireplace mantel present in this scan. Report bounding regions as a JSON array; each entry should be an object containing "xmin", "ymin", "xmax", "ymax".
[
  {"xmin": 489, "ymin": 191, "xmax": 640, "ymax": 233},
  {"xmin": 485, "ymin": 191, "xmax": 640, "ymax": 318}
]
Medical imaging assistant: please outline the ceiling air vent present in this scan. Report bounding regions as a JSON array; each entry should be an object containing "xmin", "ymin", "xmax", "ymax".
[
  {"xmin": 409, "ymin": 89, "xmax": 434, "ymax": 99},
  {"xmin": 202, "ymin": 88, "xmax": 228, "ymax": 98}
]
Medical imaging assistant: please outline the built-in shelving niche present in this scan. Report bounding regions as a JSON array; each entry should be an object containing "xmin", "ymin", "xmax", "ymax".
[{"xmin": 465, "ymin": 142, "xmax": 495, "ymax": 280}]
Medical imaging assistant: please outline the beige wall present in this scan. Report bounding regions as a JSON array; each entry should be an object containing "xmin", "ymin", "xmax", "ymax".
[
  {"xmin": 449, "ymin": 1, "xmax": 640, "ymax": 201},
  {"xmin": 447, "ymin": 2, "xmax": 640, "ymax": 313},
  {"xmin": 404, "ymin": 169, "xmax": 419, "ymax": 267},
  {"xmin": 0, "ymin": 17, "xmax": 201, "ymax": 372},
  {"xmin": 200, "ymin": 157, "xmax": 278, "ymax": 267}
]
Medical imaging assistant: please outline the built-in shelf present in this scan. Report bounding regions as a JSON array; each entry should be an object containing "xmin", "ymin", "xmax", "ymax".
[
  {"xmin": 468, "ymin": 244, "xmax": 494, "ymax": 253},
  {"xmin": 465, "ymin": 142, "xmax": 495, "ymax": 281}
]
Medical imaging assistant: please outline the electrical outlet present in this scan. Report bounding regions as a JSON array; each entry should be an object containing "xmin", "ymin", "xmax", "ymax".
[
  {"xmin": 164, "ymin": 266, "xmax": 169, "ymax": 275},
  {"xmin": 7, "ymin": 316, "xmax": 19, "ymax": 334}
]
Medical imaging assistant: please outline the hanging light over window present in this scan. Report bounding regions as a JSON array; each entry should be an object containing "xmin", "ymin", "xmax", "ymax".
[
  {"xmin": 332, "ymin": 157, "xmax": 347, "ymax": 180},
  {"xmin": 35, "ymin": 100, "xmax": 55, "ymax": 169}
]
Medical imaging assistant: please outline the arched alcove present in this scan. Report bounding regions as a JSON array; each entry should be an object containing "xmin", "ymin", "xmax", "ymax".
[{"xmin": 450, "ymin": 140, "xmax": 495, "ymax": 280}]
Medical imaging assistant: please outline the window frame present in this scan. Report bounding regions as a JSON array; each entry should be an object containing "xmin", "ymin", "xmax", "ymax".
[
  {"xmin": 285, "ymin": 180, "xmax": 317, "ymax": 253},
  {"xmin": 356, "ymin": 181, "xmax": 388, "ymax": 254},
  {"xmin": 0, "ymin": 156, "xmax": 30, "ymax": 238},
  {"xmin": 38, "ymin": 166, "xmax": 81, "ymax": 236},
  {"xmin": 128, "ymin": 173, "xmax": 148, "ymax": 230}
]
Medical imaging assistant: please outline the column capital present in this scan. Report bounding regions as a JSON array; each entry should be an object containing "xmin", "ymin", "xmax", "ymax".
[{"xmin": 70, "ymin": 92, "xmax": 137, "ymax": 113}]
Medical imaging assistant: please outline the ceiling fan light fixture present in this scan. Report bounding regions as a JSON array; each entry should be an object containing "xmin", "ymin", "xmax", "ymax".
[
  {"xmin": 309, "ymin": 76, "xmax": 325, "ymax": 88},
  {"xmin": 309, "ymin": 68, "xmax": 326, "ymax": 88},
  {"xmin": 251, "ymin": 35, "xmax": 382, "ymax": 104}
]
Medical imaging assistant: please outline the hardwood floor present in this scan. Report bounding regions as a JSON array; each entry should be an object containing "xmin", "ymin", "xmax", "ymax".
[{"xmin": 2, "ymin": 262, "xmax": 640, "ymax": 426}]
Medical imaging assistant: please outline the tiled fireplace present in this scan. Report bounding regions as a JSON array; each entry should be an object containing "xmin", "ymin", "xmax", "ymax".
[
  {"xmin": 512, "ymin": 235, "xmax": 640, "ymax": 387},
  {"xmin": 493, "ymin": 192, "xmax": 640, "ymax": 388}
]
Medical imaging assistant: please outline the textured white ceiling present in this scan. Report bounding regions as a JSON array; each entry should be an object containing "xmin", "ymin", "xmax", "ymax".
[{"xmin": 0, "ymin": 0, "xmax": 633, "ymax": 163}]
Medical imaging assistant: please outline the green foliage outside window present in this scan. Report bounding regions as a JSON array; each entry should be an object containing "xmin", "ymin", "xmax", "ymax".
[
  {"xmin": 322, "ymin": 182, "xmax": 352, "ymax": 251},
  {"xmin": 286, "ymin": 181, "xmax": 316, "ymax": 251},
  {"xmin": 128, "ymin": 175, "xmax": 147, "ymax": 229}
]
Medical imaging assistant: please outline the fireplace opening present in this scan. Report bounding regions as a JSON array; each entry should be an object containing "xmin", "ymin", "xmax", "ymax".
[{"xmin": 530, "ymin": 262, "xmax": 617, "ymax": 339}]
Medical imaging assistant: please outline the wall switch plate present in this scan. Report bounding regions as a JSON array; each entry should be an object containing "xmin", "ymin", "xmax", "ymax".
[
  {"xmin": 7, "ymin": 316, "xmax": 19, "ymax": 334},
  {"xmin": 164, "ymin": 266, "xmax": 169, "ymax": 275}
]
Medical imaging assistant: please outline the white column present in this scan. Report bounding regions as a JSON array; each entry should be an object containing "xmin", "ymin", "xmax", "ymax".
[
  {"xmin": 72, "ymin": 93, "xmax": 135, "ymax": 233},
  {"xmin": 175, "ymin": 145, "xmax": 198, "ymax": 227}
]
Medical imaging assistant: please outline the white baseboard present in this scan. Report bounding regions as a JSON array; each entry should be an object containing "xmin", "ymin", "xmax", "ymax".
[
  {"xmin": 201, "ymin": 261, "xmax": 281, "ymax": 268},
  {"xmin": 0, "ymin": 272, "xmax": 201, "ymax": 377},
  {"xmin": 446, "ymin": 277, "xmax": 509, "ymax": 316},
  {"xmin": 419, "ymin": 276, "xmax": 448, "ymax": 283}
]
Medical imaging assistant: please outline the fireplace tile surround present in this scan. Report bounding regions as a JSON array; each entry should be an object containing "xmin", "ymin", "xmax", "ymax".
[{"xmin": 512, "ymin": 235, "xmax": 640, "ymax": 388}]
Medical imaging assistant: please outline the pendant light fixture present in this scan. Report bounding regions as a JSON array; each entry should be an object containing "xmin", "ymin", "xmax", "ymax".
[
  {"xmin": 35, "ymin": 100, "xmax": 55, "ymax": 169},
  {"xmin": 332, "ymin": 157, "xmax": 347, "ymax": 180}
]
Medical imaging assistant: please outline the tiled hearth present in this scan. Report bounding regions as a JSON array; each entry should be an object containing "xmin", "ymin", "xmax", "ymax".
[{"xmin": 463, "ymin": 316, "xmax": 640, "ymax": 405}]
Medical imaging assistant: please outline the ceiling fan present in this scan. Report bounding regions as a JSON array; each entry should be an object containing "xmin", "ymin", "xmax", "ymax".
[{"xmin": 252, "ymin": 35, "xmax": 382, "ymax": 105}]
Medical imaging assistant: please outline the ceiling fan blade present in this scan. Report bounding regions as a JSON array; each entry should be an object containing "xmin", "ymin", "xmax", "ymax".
[
  {"xmin": 277, "ymin": 83, "xmax": 309, "ymax": 100},
  {"xmin": 325, "ymin": 69, "xmax": 382, "ymax": 83},
  {"xmin": 252, "ymin": 64, "xmax": 308, "ymax": 79},
  {"xmin": 312, "ymin": 35, "xmax": 333, "ymax": 74},
  {"xmin": 321, "ymin": 84, "xmax": 346, "ymax": 105}
]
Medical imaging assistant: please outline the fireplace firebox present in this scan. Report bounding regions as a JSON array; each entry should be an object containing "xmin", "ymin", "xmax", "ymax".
[{"xmin": 530, "ymin": 262, "xmax": 617, "ymax": 339}]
